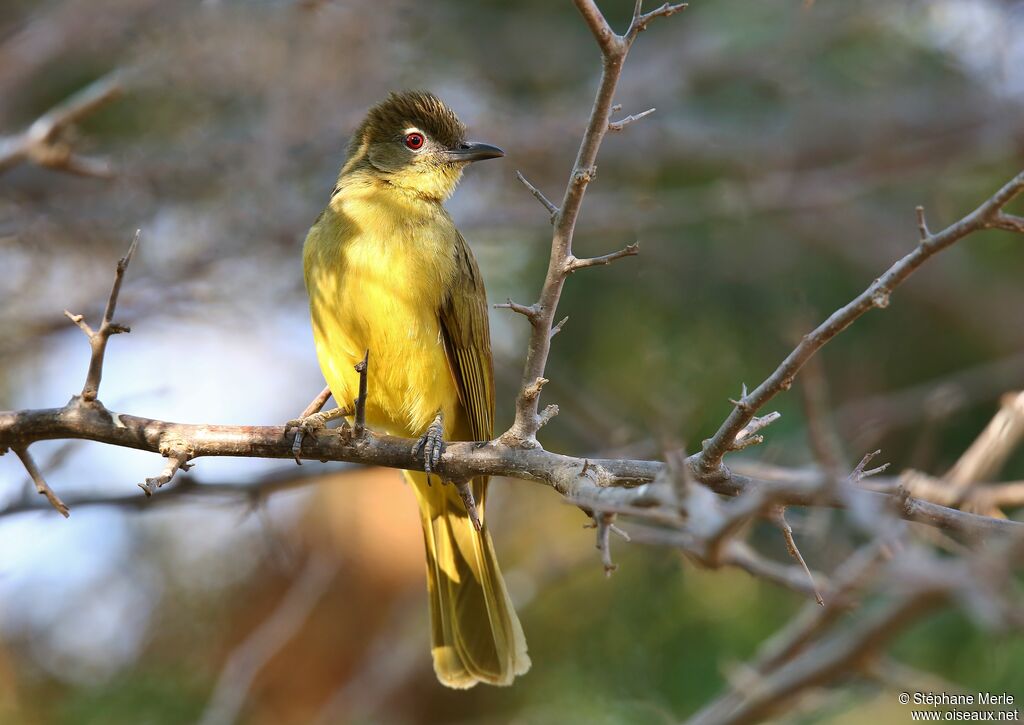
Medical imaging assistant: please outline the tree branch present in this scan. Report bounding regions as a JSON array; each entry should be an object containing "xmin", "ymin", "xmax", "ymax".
[
  {"xmin": 2, "ymin": 403, "xmax": 1020, "ymax": 541},
  {"xmin": 695, "ymin": 170, "xmax": 1024, "ymax": 475},
  {"xmin": 515, "ymin": 170, "xmax": 559, "ymax": 221},
  {"xmin": 0, "ymin": 70, "xmax": 125, "ymax": 177},
  {"xmin": 13, "ymin": 447, "xmax": 69, "ymax": 517},
  {"xmin": 502, "ymin": 0, "xmax": 682, "ymax": 447},
  {"xmin": 64, "ymin": 231, "xmax": 139, "ymax": 403}
]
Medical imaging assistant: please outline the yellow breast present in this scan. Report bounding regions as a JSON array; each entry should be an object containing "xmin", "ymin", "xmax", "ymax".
[{"xmin": 303, "ymin": 177, "xmax": 462, "ymax": 438}]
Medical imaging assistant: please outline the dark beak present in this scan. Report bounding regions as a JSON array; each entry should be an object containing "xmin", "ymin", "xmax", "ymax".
[{"xmin": 447, "ymin": 141, "xmax": 505, "ymax": 163}]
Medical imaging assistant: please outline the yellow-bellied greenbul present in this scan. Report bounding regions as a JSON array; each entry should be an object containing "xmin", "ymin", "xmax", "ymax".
[{"xmin": 300, "ymin": 91, "xmax": 529, "ymax": 688}]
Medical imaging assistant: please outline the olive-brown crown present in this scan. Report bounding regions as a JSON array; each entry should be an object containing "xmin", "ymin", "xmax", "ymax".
[{"xmin": 347, "ymin": 90, "xmax": 466, "ymax": 158}]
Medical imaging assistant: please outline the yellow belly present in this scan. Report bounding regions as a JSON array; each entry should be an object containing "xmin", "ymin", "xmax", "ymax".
[{"xmin": 304, "ymin": 192, "xmax": 461, "ymax": 439}]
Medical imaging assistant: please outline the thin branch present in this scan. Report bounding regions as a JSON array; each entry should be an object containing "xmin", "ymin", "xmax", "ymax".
[
  {"xmin": 944, "ymin": 390, "xmax": 1024, "ymax": 495},
  {"xmin": 13, "ymin": 447, "xmax": 69, "ymax": 517},
  {"xmin": 591, "ymin": 511, "xmax": 620, "ymax": 576},
  {"xmin": 750, "ymin": 542, "xmax": 892, "ymax": 675},
  {"xmin": 628, "ymin": 2, "xmax": 688, "ymax": 39},
  {"xmin": 515, "ymin": 170, "xmax": 559, "ymax": 221},
  {"xmin": 849, "ymin": 449, "xmax": 890, "ymax": 483},
  {"xmin": 685, "ymin": 549, "xmax": 998, "ymax": 725},
  {"xmin": 896, "ymin": 470, "xmax": 1024, "ymax": 512},
  {"xmin": 627, "ymin": 525, "xmax": 829, "ymax": 602},
  {"xmin": 991, "ymin": 212, "xmax": 1024, "ymax": 233},
  {"xmin": 197, "ymin": 556, "xmax": 336, "ymax": 725},
  {"xmin": 494, "ymin": 298, "xmax": 540, "ymax": 321},
  {"xmin": 502, "ymin": 0, "xmax": 684, "ymax": 447},
  {"xmin": 564, "ymin": 242, "xmax": 639, "ymax": 273},
  {"xmin": 353, "ymin": 350, "xmax": 369, "ymax": 437},
  {"xmin": 731, "ymin": 411, "xmax": 781, "ymax": 451},
  {"xmin": 64, "ymin": 231, "xmax": 139, "ymax": 403},
  {"xmin": 0, "ymin": 465, "xmax": 350, "ymax": 519},
  {"xmin": 772, "ymin": 508, "xmax": 823, "ymax": 606},
  {"xmin": 696, "ymin": 170, "xmax": 1024, "ymax": 475},
  {"xmin": 455, "ymin": 480, "xmax": 482, "ymax": 532},
  {"xmin": 0, "ymin": 70, "xmax": 125, "ymax": 177},
  {"xmin": 798, "ymin": 354, "xmax": 846, "ymax": 474},
  {"xmin": 608, "ymin": 107, "xmax": 655, "ymax": 131},
  {"xmin": 139, "ymin": 448, "xmax": 192, "ymax": 496},
  {"xmin": 299, "ymin": 386, "xmax": 332, "ymax": 419},
  {"xmin": 915, "ymin": 205, "xmax": 930, "ymax": 240}
]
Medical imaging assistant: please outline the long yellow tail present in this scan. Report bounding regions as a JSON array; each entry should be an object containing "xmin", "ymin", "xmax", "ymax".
[{"xmin": 405, "ymin": 471, "xmax": 530, "ymax": 688}]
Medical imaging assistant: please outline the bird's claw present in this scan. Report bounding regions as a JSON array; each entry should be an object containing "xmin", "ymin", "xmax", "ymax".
[
  {"xmin": 412, "ymin": 412, "xmax": 445, "ymax": 474},
  {"xmin": 287, "ymin": 407, "xmax": 349, "ymax": 464}
]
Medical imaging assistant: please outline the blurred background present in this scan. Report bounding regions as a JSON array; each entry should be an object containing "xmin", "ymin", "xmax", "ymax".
[{"xmin": 1, "ymin": 0, "xmax": 1023, "ymax": 723}]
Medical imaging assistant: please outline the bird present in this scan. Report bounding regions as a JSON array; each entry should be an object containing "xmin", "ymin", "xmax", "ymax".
[{"xmin": 296, "ymin": 90, "xmax": 530, "ymax": 688}]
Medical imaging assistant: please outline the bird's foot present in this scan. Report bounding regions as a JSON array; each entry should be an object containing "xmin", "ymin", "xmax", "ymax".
[
  {"xmin": 412, "ymin": 412, "xmax": 445, "ymax": 474},
  {"xmin": 287, "ymin": 407, "xmax": 350, "ymax": 464}
]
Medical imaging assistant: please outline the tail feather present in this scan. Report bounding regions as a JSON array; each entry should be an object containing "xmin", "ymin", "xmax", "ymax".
[{"xmin": 406, "ymin": 471, "xmax": 530, "ymax": 688}]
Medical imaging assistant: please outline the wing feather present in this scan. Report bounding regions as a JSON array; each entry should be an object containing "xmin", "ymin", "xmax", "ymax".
[{"xmin": 439, "ymin": 232, "xmax": 494, "ymax": 443}]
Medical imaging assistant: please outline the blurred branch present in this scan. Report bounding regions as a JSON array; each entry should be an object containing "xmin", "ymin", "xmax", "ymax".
[
  {"xmin": 0, "ymin": 465, "xmax": 351, "ymax": 519},
  {"xmin": 686, "ymin": 538, "xmax": 1023, "ymax": 725},
  {"xmin": 198, "ymin": 555, "xmax": 336, "ymax": 725},
  {"xmin": 0, "ymin": 70, "xmax": 125, "ymax": 177},
  {"xmin": 832, "ymin": 350, "xmax": 1024, "ymax": 447},
  {"xmin": 944, "ymin": 391, "xmax": 1024, "ymax": 498}
]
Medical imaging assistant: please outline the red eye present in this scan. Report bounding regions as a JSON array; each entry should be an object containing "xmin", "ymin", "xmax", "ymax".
[{"xmin": 404, "ymin": 132, "xmax": 425, "ymax": 150}]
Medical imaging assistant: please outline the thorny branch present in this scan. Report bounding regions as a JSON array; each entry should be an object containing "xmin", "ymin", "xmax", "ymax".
[
  {"xmin": 499, "ymin": 0, "xmax": 683, "ymax": 448},
  {"xmin": 695, "ymin": 171, "xmax": 1024, "ymax": 476},
  {"xmin": 2, "ymin": 3, "xmax": 1023, "ymax": 720}
]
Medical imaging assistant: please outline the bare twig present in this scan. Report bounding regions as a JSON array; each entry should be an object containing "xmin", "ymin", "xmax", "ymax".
[
  {"xmin": 13, "ymin": 447, "xmax": 69, "ymax": 517},
  {"xmin": 772, "ymin": 508, "xmax": 823, "ymax": 606},
  {"xmin": 589, "ymin": 511, "xmax": 621, "ymax": 576},
  {"xmin": 494, "ymin": 298, "xmax": 540, "ymax": 321},
  {"xmin": 915, "ymin": 205, "xmax": 930, "ymax": 240},
  {"xmin": 502, "ymin": 0, "xmax": 684, "ymax": 447},
  {"xmin": 353, "ymin": 350, "xmax": 369, "ymax": 437},
  {"xmin": 695, "ymin": 170, "xmax": 1024, "ymax": 476},
  {"xmin": 64, "ymin": 231, "xmax": 139, "ymax": 403},
  {"xmin": 139, "ymin": 448, "xmax": 192, "ymax": 496},
  {"xmin": 992, "ymin": 212, "xmax": 1024, "ymax": 233},
  {"xmin": 299, "ymin": 386, "xmax": 333, "ymax": 419},
  {"xmin": 849, "ymin": 450, "xmax": 890, "ymax": 483},
  {"xmin": 515, "ymin": 170, "xmax": 559, "ymax": 221},
  {"xmin": 608, "ymin": 107, "xmax": 655, "ymax": 131},
  {"xmin": 731, "ymin": 411, "xmax": 781, "ymax": 451},
  {"xmin": 456, "ymin": 480, "xmax": 482, "ymax": 532},
  {"xmin": 564, "ymin": 242, "xmax": 639, "ymax": 273}
]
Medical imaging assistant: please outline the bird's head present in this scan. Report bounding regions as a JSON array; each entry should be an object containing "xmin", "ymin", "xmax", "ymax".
[{"xmin": 340, "ymin": 90, "xmax": 504, "ymax": 201}]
